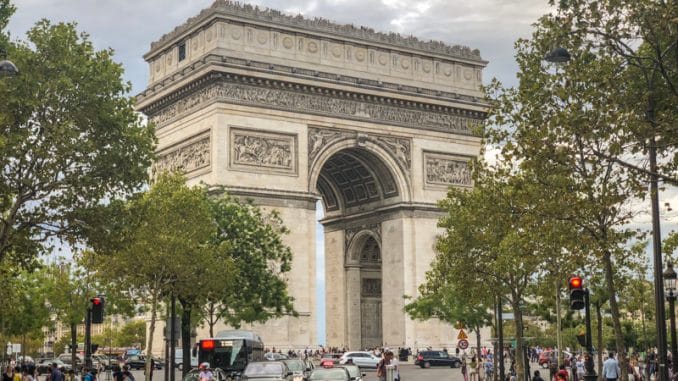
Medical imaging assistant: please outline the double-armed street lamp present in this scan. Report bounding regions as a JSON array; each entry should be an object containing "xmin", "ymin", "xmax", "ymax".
[
  {"xmin": 664, "ymin": 262, "xmax": 677, "ymax": 381},
  {"xmin": 544, "ymin": 44, "xmax": 670, "ymax": 381}
]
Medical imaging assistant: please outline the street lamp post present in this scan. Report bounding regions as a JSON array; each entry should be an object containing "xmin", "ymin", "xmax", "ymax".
[
  {"xmin": 544, "ymin": 44, "xmax": 669, "ymax": 381},
  {"xmin": 664, "ymin": 262, "xmax": 677, "ymax": 381}
]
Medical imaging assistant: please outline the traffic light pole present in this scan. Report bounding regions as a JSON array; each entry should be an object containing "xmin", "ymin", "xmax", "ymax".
[
  {"xmin": 583, "ymin": 289, "xmax": 597, "ymax": 381},
  {"xmin": 85, "ymin": 305, "xmax": 93, "ymax": 371}
]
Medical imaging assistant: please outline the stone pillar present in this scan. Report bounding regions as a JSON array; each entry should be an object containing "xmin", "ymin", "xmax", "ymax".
[
  {"xmin": 381, "ymin": 218, "xmax": 406, "ymax": 348},
  {"xmin": 345, "ymin": 266, "xmax": 362, "ymax": 349},
  {"xmin": 325, "ymin": 229, "xmax": 346, "ymax": 347}
]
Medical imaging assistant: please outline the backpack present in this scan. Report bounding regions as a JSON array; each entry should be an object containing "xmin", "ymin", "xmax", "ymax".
[{"xmin": 377, "ymin": 360, "xmax": 386, "ymax": 377}]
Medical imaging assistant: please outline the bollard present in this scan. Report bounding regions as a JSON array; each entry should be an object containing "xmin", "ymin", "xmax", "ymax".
[{"xmin": 386, "ymin": 364, "xmax": 396, "ymax": 381}]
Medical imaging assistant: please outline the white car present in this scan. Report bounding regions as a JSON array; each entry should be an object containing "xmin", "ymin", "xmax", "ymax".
[{"xmin": 338, "ymin": 351, "xmax": 380, "ymax": 368}]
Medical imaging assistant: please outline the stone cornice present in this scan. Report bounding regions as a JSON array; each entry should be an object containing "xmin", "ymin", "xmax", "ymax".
[
  {"xmin": 148, "ymin": 0, "xmax": 484, "ymax": 62},
  {"xmin": 321, "ymin": 202, "xmax": 445, "ymax": 231},
  {"xmin": 137, "ymin": 54, "xmax": 486, "ymax": 107},
  {"xmin": 139, "ymin": 72, "xmax": 485, "ymax": 136}
]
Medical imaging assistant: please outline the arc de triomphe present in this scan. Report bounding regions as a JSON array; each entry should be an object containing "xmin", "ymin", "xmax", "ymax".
[{"xmin": 136, "ymin": 1, "xmax": 487, "ymax": 350}]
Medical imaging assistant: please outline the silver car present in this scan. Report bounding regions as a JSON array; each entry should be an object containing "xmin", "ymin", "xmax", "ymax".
[{"xmin": 338, "ymin": 352, "xmax": 380, "ymax": 369}]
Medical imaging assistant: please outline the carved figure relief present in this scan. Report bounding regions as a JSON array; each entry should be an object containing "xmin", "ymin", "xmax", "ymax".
[
  {"xmin": 230, "ymin": 128, "xmax": 297, "ymax": 175},
  {"xmin": 345, "ymin": 223, "xmax": 381, "ymax": 252},
  {"xmin": 308, "ymin": 127, "xmax": 352, "ymax": 163},
  {"xmin": 151, "ymin": 133, "xmax": 211, "ymax": 180},
  {"xmin": 424, "ymin": 151, "xmax": 472, "ymax": 187},
  {"xmin": 376, "ymin": 136, "xmax": 411, "ymax": 170}
]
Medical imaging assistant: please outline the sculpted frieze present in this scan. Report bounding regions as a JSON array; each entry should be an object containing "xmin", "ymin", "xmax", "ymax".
[
  {"xmin": 424, "ymin": 152, "xmax": 472, "ymax": 187},
  {"xmin": 308, "ymin": 127, "xmax": 353, "ymax": 163},
  {"xmin": 376, "ymin": 136, "xmax": 411, "ymax": 170},
  {"xmin": 149, "ymin": 78, "xmax": 482, "ymax": 136},
  {"xmin": 151, "ymin": 133, "xmax": 210, "ymax": 180},
  {"xmin": 230, "ymin": 128, "xmax": 297, "ymax": 175}
]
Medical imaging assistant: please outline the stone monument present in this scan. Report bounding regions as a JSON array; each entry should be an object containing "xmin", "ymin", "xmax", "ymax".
[{"xmin": 136, "ymin": 0, "xmax": 488, "ymax": 350}]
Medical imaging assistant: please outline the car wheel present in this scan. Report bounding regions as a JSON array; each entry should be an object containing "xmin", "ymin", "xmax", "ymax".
[{"xmin": 423, "ymin": 361, "xmax": 431, "ymax": 368}]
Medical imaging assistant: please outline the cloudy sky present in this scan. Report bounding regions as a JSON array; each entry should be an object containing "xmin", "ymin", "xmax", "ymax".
[{"xmin": 7, "ymin": 0, "xmax": 676, "ymax": 344}]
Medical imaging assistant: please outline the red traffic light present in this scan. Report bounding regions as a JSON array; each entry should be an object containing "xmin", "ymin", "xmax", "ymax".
[
  {"xmin": 569, "ymin": 276, "xmax": 583, "ymax": 289},
  {"xmin": 201, "ymin": 340, "xmax": 215, "ymax": 350},
  {"xmin": 91, "ymin": 297, "xmax": 102, "ymax": 305}
]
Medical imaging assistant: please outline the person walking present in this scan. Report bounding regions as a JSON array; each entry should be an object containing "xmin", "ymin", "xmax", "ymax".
[
  {"xmin": 533, "ymin": 370, "xmax": 545, "ymax": 381},
  {"xmin": 462, "ymin": 360, "xmax": 469, "ymax": 381},
  {"xmin": 603, "ymin": 352, "xmax": 621, "ymax": 381},
  {"xmin": 470, "ymin": 356, "xmax": 479, "ymax": 381},
  {"xmin": 376, "ymin": 350, "xmax": 393, "ymax": 381}
]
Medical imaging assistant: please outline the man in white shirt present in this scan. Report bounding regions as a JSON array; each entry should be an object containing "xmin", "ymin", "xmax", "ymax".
[
  {"xmin": 603, "ymin": 352, "xmax": 621, "ymax": 381},
  {"xmin": 199, "ymin": 363, "xmax": 213, "ymax": 381}
]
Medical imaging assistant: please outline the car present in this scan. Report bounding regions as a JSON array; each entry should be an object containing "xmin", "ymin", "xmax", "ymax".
[
  {"xmin": 320, "ymin": 353, "xmax": 343, "ymax": 366},
  {"xmin": 182, "ymin": 367, "xmax": 228, "ymax": 381},
  {"xmin": 36, "ymin": 359, "xmax": 71, "ymax": 375},
  {"xmin": 264, "ymin": 352, "xmax": 289, "ymax": 361},
  {"xmin": 125, "ymin": 355, "xmax": 146, "ymax": 370},
  {"xmin": 241, "ymin": 361, "xmax": 294, "ymax": 381},
  {"xmin": 93, "ymin": 355, "xmax": 119, "ymax": 370},
  {"xmin": 414, "ymin": 351, "xmax": 462, "ymax": 368},
  {"xmin": 282, "ymin": 359, "xmax": 312, "ymax": 381},
  {"xmin": 338, "ymin": 364, "xmax": 366, "ymax": 381},
  {"xmin": 338, "ymin": 352, "xmax": 380, "ymax": 369},
  {"xmin": 308, "ymin": 367, "xmax": 351, "ymax": 381}
]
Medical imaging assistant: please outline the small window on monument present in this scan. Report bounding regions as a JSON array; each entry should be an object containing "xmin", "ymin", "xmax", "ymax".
[{"xmin": 178, "ymin": 43, "xmax": 186, "ymax": 61}]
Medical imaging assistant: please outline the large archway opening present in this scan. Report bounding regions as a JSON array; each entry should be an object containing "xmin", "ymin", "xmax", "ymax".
[{"xmin": 314, "ymin": 146, "xmax": 403, "ymax": 349}]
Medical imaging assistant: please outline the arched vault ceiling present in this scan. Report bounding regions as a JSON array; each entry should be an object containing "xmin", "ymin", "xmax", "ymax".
[{"xmin": 317, "ymin": 149, "xmax": 398, "ymax": 212}]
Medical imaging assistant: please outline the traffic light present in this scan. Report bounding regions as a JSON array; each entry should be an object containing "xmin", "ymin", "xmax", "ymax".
[
  {"xmin": 91, "ymin": 296, "xmax": 105, "ymax": 324},
  {"xmin": 568, "ymin": 276, "xmax": 585, "ymax": 310}
]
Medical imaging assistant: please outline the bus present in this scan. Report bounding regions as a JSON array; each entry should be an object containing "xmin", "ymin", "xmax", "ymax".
[{"xmin": 196, "ymin": 330, "xmax": 264, "ymax": 377}]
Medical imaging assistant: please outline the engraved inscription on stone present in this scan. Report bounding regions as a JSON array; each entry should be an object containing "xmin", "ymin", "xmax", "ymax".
[
  {"xmin": 361, "ymin": 278, "xmax": 382, "ymax": 297},
  {"xmin": 424, "ymin": 151, "xmax": 472, "ymax": 187},
  {"xmin": 151, "ymin": 132, "xmax": 210, "ymax": 180},
  {"xmin": 230, "ymin": 128, "xmax": 297, "ymax": 175}
]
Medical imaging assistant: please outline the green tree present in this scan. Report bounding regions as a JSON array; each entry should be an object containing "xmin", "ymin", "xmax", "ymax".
[
  {"xmin": 114, "ymin": 320, "xmax": 146, "ymax": 348},
  {"xmin": 0, "ymin": 13, "xmax": 155, "ymax": 266},
  {"xmin": 93, "ymin": 173, "xmax": 215, "ymax": 381}
]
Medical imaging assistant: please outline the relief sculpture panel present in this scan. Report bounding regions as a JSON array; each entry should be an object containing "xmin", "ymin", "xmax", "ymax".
[
  {"xmin": 230, "ymin": 127, "xmax": 297, "ymax": 175},
  {"xmin": 424, "ymin": 151, "xmax": 473, "ymax": 188},
  {"xmin": 151, "ymin": 132, "xmax": 211, "ymax": 181}
]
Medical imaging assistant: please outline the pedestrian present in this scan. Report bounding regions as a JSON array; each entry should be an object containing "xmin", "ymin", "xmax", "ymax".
[
  {"xmin": 45, "ymin": 366, "xmax": 53, "ymax": 381},
  {"xmin": 533, "ymin": 370, "xmax": 545, "ymax": 381},
  {"xmin": 2, "ymin": 366, "xmax": 12, "ymax": 381},
  {"xmin": 12, "ymin": 368, "xmax": 20, "ymax": 381},
  {"xmin": 376, "ymin": 350, "xmax": 393, "ymax": 381},
  {"xmin": 603, "ymin": 352, "xmax": 621, "ymax": 381},
  {"xmin": 391, "ymin": 351, "xmax": 401, "ymax": 381},
  {"xmin": 199, "ymin": 362, "xmax": 213, "ymax": 381},
  {"xmin": 557, "ymin": 364, "xmax": 569, "ymax": 381},
  {"xmin": 462, "ymin": 360, "xmax": 469, "ymax": 381},
  {"xmin": 470, "ymin": 356, "xmax": 479, "ymax": 381},
  {"xmin": 576, "ymin": 356, "xmax": 585, "ymax": 381},
  {"xmin": 484, "ymin": 357, "xmax": 494, "ymax": 381},
  {"xmin": 52, "ymin": 363, "xmax": 64, "ymax": 381}
]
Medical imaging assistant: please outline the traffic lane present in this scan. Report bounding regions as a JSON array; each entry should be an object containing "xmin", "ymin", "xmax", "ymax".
[{"xmin": 361, "ymin": 363, "xmax": 464, "ymax": 381}]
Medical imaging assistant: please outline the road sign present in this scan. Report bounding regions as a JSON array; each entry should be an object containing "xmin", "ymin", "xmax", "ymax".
[
  {"xmin": 457, "ymin": 329, "xmax": 468, "ymax": 340},
  {"xmin": 458, "ymin": 339, "xmax": 469, "ymax": 350}
]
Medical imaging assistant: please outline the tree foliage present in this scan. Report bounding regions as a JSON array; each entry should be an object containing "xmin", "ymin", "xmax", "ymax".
[{"xmin": 0, "ymin": 14, "xmax": 155, "ymax": 267}]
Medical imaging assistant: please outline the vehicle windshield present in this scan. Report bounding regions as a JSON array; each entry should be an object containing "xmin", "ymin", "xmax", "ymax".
[
  {"xmin": 243, "ymin": 362, "xmax": 284, "ymax": 376},
  {"xmin": 283, "ymin": 360, "xmax": 305, "ymax": 372},
  {"xmin": 309, "ymin": 369, "xmax": 349, "ymax": 380},
  {"xmin": 201, "ymin": 340, "xmax": 247, "ymax": 371}
]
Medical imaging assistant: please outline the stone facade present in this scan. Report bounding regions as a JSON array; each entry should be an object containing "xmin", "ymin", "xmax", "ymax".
[{"xmin": 137, "ymin": 0, "xmax": 487, "ymax": 352}]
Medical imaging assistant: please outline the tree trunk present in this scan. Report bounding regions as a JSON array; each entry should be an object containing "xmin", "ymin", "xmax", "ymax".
[
  {"xmin": 602, "ymin": 250, "xmax": 627, "ymax": 381},
  {"xmin": 145, "ymin": 291, "xmax": 159, "ymax": 381},
  {"xmin": 70, "ymin": 323, "xmax": 77, "ymax": 373},
  {"xmin": 476, "ymin": 326, "xmax": 483, "ymax": 380},
  {"xmin": 207, "ymin": 302, "xmax": 217, "ymax": 338},
  {"xmin": 180, "ymin": 300, "xmax": 193, "ymax": 377},
  {"xmin": 511, "ymin": 296, "xmax": 526, "ymax": 381},
  {"xmin": 595, "ymin": 302, "xmax": 603, "ymax": 381}
]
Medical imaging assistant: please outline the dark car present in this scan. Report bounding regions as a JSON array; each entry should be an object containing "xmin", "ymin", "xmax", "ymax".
[
  {"xmin": 241, "ymin": 361, "xmax": 294, "ymax": 381},
  {"xmin": 125, "ymin": 355, "xmax": 146, "ymax": 370},
  {"xmin": 414, "ymin": 351, "xmax": 462, "ymax": 368}
]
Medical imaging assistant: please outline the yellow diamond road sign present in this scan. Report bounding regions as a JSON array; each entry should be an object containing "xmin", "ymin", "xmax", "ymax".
[{"xmin": 457, "ymin": 329, "xmax": 468, "ymax": 340}]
